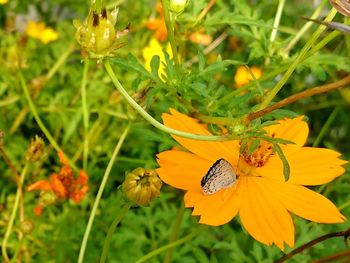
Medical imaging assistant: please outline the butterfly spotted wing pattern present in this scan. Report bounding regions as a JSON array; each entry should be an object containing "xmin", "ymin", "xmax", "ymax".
[{"xmin": 201, "ymin": 158, "xmax": 236, "ymax": 195}]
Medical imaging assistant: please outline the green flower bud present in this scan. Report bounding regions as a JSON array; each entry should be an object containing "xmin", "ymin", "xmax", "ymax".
[
  {"xmin": 329, "ymin": 0, "xmax": 350, "ymax": 17},
  {"xmin": 74, "ymin": 8, "xmax": 125, "ymax": 59},
  {"xmin": 39, "ymin": 191, "xmax": 57, "ymax": 206},
  {"xmin": 123, "ymin": 168, "xmax": 162, "ymax": 206},
  {"xmin": 21, "ymin": 220, "xmax": 34, "ymax": 235},
  {"xmin": 25, "ymin": 136, "xmax": 45, "ymax": 162},
  {"xmin": 169, "ymin": 0, "xmax": 188, "ymax": 14}
]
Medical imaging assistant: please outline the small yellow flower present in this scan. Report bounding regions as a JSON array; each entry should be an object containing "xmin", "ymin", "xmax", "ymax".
[
  {"xmin": 0, "ymin": 0, "xmax": 8, "ymax": 4},
  {"xmin": 234, "ymin": 65, "xmax": 262, "ymax": 87},
  {"xmin": 142, "ymin": 37, "xmax": 172, "ymax": 78},
  {"xmin": 26, "ymin": 21, "xmax": 58, "ymax": 44}
]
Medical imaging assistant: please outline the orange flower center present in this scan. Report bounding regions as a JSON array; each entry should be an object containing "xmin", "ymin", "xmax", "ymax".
[{"xmin": 242, "ymin": 140, "xmax": 274, "ymax": 168}]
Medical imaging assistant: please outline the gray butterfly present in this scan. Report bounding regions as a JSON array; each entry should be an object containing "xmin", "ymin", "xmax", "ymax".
[{"xmin": 201, "ymin": 159, "xmax": 236, "ymax": 195}]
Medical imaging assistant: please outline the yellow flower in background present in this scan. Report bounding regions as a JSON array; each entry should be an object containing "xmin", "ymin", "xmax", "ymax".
[
  {"xmin": 157, "ymin": 109, "xmax": 347, "ymax": 250},
  {"xmin": 142, "ymin": 37, "xmax": 172, "ymax": 78},
  {"xmin": 26, "ymin": 21, "xmax": 58, "ymax": 44},
  {"xmin": 234, "ymin": 65, "xmax": 262, "ymax": 87},
  {"xmin": 0, "ymin": 0, "xmax": 8, "ymax": 4}
]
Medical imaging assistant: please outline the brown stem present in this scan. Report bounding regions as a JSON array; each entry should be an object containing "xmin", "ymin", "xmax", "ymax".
[
  {"xmin": 311, "ymin": 249, "xmax": 350, "ymax": 263},
  {"xmin": 275, "ymin": 227, "xmax": 350, "ymax": 263},
  {"xmin": 0, "ymin": 148, "xmax": 20, "ymax": 182},
  {"xmin": 195, "ymin": 0, "xmax": 216, "ymax": 24},
  {"xmin": 247, "ymin": 75, "xmax": 350, "ymax": 122}
]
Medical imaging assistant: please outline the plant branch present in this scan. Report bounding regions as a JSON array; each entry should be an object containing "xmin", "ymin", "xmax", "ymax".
[
  {"xmin": 275, "ymin": 227, "xmax": 350, "ymax": 263},
  {"xmin": 81, "ymin": 59, "xmax": 90, "ymax": 171},
  {"xmin": 77, "ymin": 122, "xmax": 131, "ymax": 263},
  {"xmin": 161, "ymin": 0, "xmax": 180, "ymax": 69},
  {"xmin": 246, "ymin": 75, "xmax": 350, "ymax": 121},
  {"xmin": 104, "ymin": 60, "xmax": 237, "ymax": 141},
  {"xmin": 258, "ymin": 8, "xmax": 337, "ymax": 110},
  {"xmin": 100, "ymin": 202, "xmax": 132, "ymax": 263}
]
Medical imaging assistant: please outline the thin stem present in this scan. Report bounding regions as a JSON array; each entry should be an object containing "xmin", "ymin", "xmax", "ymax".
[
  {"xmin": 194, "ymin": 0, "xmax": 216, "ymax": 26},
  {"xmin": 135, "ymin": 227, "xmax": 202, "ymax": 263},
  {"xmin": 258, "ymin": 8, "xmax": 337, "ymax": 110},
  {"xmin": 275, "ymin": 227, "xmax": 350, "ymax": 263},
  {"xmin": 46, "ymin": 43, "xmax": 75, "ymax": 81},
  {"xmin": 284, "ymin": 0, "xmax": 326, "ymax": 53},
  {"xmin": 20, "ymin": 72, "xmax": 78, "ymax": 171},
  {"xmin": 246, "ymin": 75, "xmax": 350, "ymax": 121},
  {"xmin": 161, "ymin": 0, "xmax": 180, "ymax": 69},
  {"xmin": 104, "ymin": 60, "xmax": 237, "ymax": 141},
  {"xmin": 100, "ymin": 202, "xmax": 132, "ymax": 263},
  {"xmin": 81, "ymin": 59, "xmax": 90, "ymax": 171},
  {"xmin": 77, "ymin": 123, "xmax": 131, "ymax": 263},
  {"xmin": 313, "ymin": 107, "xmax": 340, "ymax": 147},
  {"xmin": 270, "ymin": 0, "xmax": 286, "ymax": 43},
  {"xmin": 2, "ymin": 162, "xmax": 29, "ymax": 263},
  {"xmin": 163, "ymin": 204, "xmax": 185, "ymax": 263}
]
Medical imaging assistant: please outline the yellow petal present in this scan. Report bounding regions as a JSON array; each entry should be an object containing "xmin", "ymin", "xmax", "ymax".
[
  {"xmin": 239, "ymin": 177, "xmax": 295, "ymax": 250},
  {"xmin": 265, "ymin": 116, "xmax": 308, "ymax": 147},
  {"xmin": 156, "ymin": 150, "xmax": 209, "ymax": 191},
  {"xmin": 257, "ymin": 146, "xmax": 347, "ymax": 185},
  {"xmin": 184, "ymin": 179, "xmax": 242, "ymax": 226},
  {"xmin": 262, "ymin": 178, "xmax": 346, "ymax": 223},
  {"xmin": 162, "ymin": 109, "xmax": 239, "ymax": 164}
]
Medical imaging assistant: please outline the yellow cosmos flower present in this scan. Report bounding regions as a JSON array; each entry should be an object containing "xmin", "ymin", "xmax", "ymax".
[
  {"xmin": 234, "ymin": 65, "xmax": 262, "ymax": 87},
  {"xmin": 142, "ymin": 37, "xmax": 172, "ymax": 78},
  {"xmin": 156, "ymin": 109, "xmax": 347, "ymax": 250},
  {"xmin": 0, "ymin": 0, "xmax": 8, "ymax": 4},
  {"xmin": 26, "ymin": 21, "xmax": 58, "ymax": 44}
]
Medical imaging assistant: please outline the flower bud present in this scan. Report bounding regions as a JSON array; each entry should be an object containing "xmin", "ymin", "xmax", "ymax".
[
  {"xmin": 25, "ymin": 136, "xmax": 45, "ymax": 162},
  {"xmin": 329, "ymin": 0, "xmax": 350, "ymax": 17},
  {"xmin": 21, "ymin": 220, "xmax": 34, "ymax": 235},
  {"xmin": 74, "ymin": 8, "xmax": 124, "ymax": 59},
  {"xmin": 169, "ymin": 0, "xmax": 188, "ymax": 14},
  {"xmin": 123, "ymin": 168, "xmax": 162, "ymax": 206},
  {"xmin": 38, "ymin": 191, "xmax": 57, "ymax": 206}
]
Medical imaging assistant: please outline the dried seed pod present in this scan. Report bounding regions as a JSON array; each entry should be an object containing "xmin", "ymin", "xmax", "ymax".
[{"xmin": 329, "ymin": 0, "xmax": 350, "ymax": 16}]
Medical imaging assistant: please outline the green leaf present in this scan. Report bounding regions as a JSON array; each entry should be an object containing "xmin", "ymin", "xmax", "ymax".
[{"xmin": 273, "ymin": 144, "xmax": 290, "ymax": 181}]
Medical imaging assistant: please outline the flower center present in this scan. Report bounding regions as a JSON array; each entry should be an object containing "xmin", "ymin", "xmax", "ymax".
[{"xmin": 242, "ymin": 140, "xmax": 274, "ymax": 168}]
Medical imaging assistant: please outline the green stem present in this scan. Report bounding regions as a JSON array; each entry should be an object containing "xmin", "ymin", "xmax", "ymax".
[
  {"xmin": 136, "ymin": 227, "xmax": 202, "ymax": 263},
  {"xmin": 104, "ymin": 60, "xmax": 236, "ymax": 141},
  {"xmin": 81, "ymin": 59, "xmax": 90, "ymax": 171},
  {"xmin": 284, "ymin": 0, "xmax": 327, "ymax": 53},
  {"xmin": 19, "ymin": 72, "xmax": 78, "ymax": 171},
  {"xmin": 161, "ymin": 0, "xmax": 180, "ymax": 70},
  {"xmin": 258, "ymin": 8, "xmax": 337, "ymax": 110},
  {"xmin": 270, "ymin": 0, "xmax": 285, "ymax": 43},
  {"xmin": 163, "ymin": 205, "xmax": 185, "ymax": 263},
  {"xmin": 312, "ymin": 107, "xmax": 340, "ymax": 147},
  {"xmin": 2, "ymin": 162, "xmax": 29, "ymax": 263},
  {"xmin": 100, "ymin": 202, "xmax": 132, "ymax": 263},
  {"xmin": 77, "ymin": 122, "xmax": 131, "ymax": 263}
]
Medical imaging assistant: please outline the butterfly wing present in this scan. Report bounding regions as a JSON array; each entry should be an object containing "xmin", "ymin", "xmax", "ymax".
[{"xmin": 201, "ymin": 159, "xmax": 236, "ymax": 195}]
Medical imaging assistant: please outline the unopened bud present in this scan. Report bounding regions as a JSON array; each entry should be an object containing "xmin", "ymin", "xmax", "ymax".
[
  {"xmin": 170, "ymin": 0, "xmax": 188, "ymax": 14},
  {"xmin": 39, "ymin": 191, "xmax": 57, "ymax": 206},
  {"xmin": 123, "ymin": 168, "xmax": 162, "ymax": 206},
  {"xmin": 21, "ymin": 220, "xmax": 34, "ymax": 235},
  {"xmin": 74, "ymin": 8, "xmax": 125, "ymax": 59},
  {"xmin": 329, "ymin": 0, "xmax": 350, "ymax": 17},
  {"xmin": 25, "ymin": 136, "xmax": 45, "ymax": 162}
]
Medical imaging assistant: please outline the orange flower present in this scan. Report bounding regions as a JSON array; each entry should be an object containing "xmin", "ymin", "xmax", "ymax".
[
  {"xmin": 234, "ymin": 65, "xmax": 262, "ymax": 87},
  {"xmin": 27, "ymin": 151, "xmax": 89, "ymax": 214},
  {"xmin": 146, "ymin": 3, "xmax": 167, "ymax": 42},
  {"xmin": 156, "ymin": 109, "xmax": 347, "ymax": 250},
  {"xmin": 189, "ymin": 32, "xmax": 212, "ymax": 46}
]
